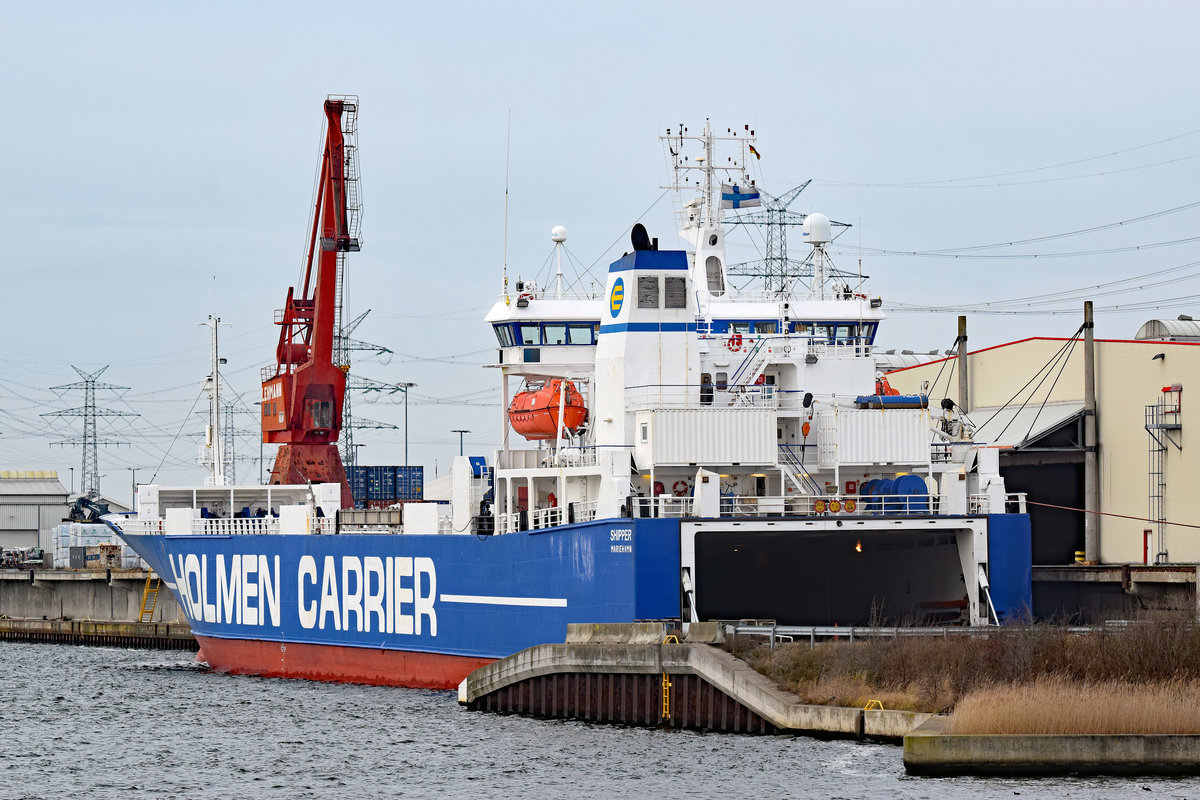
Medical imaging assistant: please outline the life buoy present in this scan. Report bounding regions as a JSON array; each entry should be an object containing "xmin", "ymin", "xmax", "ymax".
[
  {"xmin": 547, "ymin": 492, "xmax": 557, "ymax": 507},
  {"xmin": 727, "ymin": 333, "xmax": 743, "ymax": 351},
  {"xmin": 672, "ymin": 480, "xmax": 689, "ymax": 496}
]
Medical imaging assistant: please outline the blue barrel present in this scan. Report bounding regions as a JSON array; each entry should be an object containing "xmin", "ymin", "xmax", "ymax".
[
  {"xmin": 872, "ymin": 479, "xmax": 899, "ymax": 514},
  {"xmin": 893, "ymin": 474, "xmax": 929, "ymax": 514},
  {"xmin": 858, "ymin": 479, "xmax": 880, "ymax": 514}
]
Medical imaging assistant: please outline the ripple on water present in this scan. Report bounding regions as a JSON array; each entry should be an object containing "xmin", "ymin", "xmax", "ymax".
[{"xmin": 2, "ymin": 642, "xmax": 1199, "ymax": 800}]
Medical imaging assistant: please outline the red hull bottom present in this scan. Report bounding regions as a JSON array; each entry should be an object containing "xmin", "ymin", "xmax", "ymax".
[{"xmin": 195, "ymin": 636, "xmax": 494, "ymax": 690}]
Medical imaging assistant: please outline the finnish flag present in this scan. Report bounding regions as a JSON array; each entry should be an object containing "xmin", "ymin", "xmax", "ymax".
[{"xmin": 720, "ymin": 183, "xmax": 762, "ymax": 209}]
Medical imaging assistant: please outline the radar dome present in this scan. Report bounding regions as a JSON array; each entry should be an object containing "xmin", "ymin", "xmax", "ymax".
[
  {"xmin": 551, "ymin": 225, "xmax": 567, "ymax": 243},
  {"xmin": 802, "ymin": 213, "xmax": 832, "ymax": 245}
]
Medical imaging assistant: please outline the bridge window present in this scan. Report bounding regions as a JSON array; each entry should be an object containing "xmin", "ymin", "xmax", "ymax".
[
  {"xmin": 755, "ymin": 321, "xmax": 777, "ymax": 334},
  {"xmin": 542, "ymin": 323, "xmax": 567, "ymax": 345},
  {"xmin": 493, "ymin": 324, "xmax": 515, "ymax": 346},
  {"xmin": 518, "ymin": 323, "xmax": 539, "ymax": 346},
  {"xmin": 730, "ymin": 322, "xmax": 750, "ymax": 334},
  {"xmin": 568, "ymin": 324, "xmax": 594, "ymax": 345},
  {"xmin": 834, "ymin": 324, "xmax": 857, "ymax": 344}
]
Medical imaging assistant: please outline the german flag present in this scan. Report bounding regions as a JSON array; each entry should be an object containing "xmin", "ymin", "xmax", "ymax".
[{"xmin": 749, "ymin": 144, "xmax": 761, "ymax": 160}]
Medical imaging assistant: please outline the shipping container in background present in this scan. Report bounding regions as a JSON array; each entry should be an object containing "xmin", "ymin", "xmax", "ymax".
[{"xmin": 353, "ymin": 466, "xmax": 424, "ymax": 503}]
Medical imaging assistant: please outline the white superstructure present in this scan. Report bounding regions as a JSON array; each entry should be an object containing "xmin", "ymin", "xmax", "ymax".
[{"xmin": 474, "ymin": 122, "xmax": 1020, "ymax": 538}]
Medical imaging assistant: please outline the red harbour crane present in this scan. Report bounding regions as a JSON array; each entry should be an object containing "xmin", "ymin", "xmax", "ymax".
[{"xmin": 261, "ymin": 96, "xmax": 361, "ymax": 507}]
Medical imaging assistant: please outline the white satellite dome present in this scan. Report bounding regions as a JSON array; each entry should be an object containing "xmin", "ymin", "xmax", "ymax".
[
  {"xmin": 551, "ymin": 225, "xmax": 567, "ymax": 243},
  {"xmin": 802, "ymin": 213, "xmax": 832, "ymax": 245}
]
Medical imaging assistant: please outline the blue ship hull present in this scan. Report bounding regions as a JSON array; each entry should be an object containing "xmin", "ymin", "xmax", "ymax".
[{"xmin": 119, "ymin": 518, "xmax": 681, "ymax": 688}]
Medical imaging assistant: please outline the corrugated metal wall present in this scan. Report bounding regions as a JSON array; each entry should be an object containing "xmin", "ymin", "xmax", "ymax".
[
  {"xmin": 817, "ymin": 408, "xmax": 930, "ymax": 467},
  {"xmin": 0, "ymin": 504, "xmax": 40, "ymax": 531},
  {"xmin": 643, "ymin": 409, "xmax": 776, "ymax": 465}
]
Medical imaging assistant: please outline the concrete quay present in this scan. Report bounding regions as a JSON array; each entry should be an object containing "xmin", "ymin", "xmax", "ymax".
[
  {"xmin": 904, "ymin": 716, "xmax": 1200, "ymax": 776},
  {"xmin": 461, "ymin": 623, "xmax": 930, "ymax": 739},
  {"xmin": 0, "ymin": 568, "xmax": 183, "ymax": 623},
  {"xmin": 0, "ymin": 568, "xmax": 193, "ymax": 651},
  {"xmin": 0, "ymin": 617, "xmax": 197, "ymax": 650}
]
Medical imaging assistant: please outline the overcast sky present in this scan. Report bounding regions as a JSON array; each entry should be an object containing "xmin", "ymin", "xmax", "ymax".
[{"xmin": 3, "ymin": 1, "xmax": 1198, "ymax": 504}]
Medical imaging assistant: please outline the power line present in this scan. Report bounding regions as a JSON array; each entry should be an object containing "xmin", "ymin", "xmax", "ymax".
[{"xmin": 812, "ymin": 126, "xmax": 1200, "ymax": 188}]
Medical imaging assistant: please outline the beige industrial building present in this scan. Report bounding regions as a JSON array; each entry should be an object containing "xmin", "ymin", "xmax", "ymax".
[
  {"xmin": 0, "ymin": 471, "xmax": 69, "ymax": 551},
  {"xmin": 885, "ymin": 320, "xmax": 1199, "ymax": 567}
]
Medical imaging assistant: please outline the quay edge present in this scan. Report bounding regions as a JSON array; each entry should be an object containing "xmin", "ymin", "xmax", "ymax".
[
  {"xmin": 460, "ymin": 623, "xmax": 930, "ymax": 739},
  {"xmin": 904, "ymin": 716, "xmax": 1200, "ymax": 776}
]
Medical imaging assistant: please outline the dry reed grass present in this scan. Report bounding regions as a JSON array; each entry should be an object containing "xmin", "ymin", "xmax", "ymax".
[
  {"xmin": 739, "ymin": 609, "xmax": 1200, "ymax": 716},
  {"xmin": 946, "ymin": 676, "xmax": 1200, "ymax": 734}
]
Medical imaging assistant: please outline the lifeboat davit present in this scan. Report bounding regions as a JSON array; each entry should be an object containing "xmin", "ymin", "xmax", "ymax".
[{"xmin": 508, "ymin": 378, "xmax": 588, "ymax": 440}]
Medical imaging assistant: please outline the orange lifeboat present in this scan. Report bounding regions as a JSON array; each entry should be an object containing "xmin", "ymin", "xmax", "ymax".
[{"xmin": 508, "ymin": 378, "xmax": 588, "ymax": 440}]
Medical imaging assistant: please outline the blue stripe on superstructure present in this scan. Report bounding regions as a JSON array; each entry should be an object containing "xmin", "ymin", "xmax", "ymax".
[
  {"xmin": 607, "ymin": 250, "xmax": 689, "ymax": 273},
  {"xmin": 598, "ymin": 322, "xmax": 697, "ymax": 334},
  {"xmin": 607, "ymin": 261, "xmax": 690, "ymax": 272}
]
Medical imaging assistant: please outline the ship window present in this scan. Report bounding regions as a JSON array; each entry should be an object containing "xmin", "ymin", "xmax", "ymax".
[
  {"xmin": 755, "ymin": 321, "xmax": 777, "ymax": 334},
  {"xmin": 715, "ymin": 372, "xmax": 728, "ymax": 390},
  {"xmin": 705, "ymin": 256, "xmax": 724, "ymax": 296},
  {"xmin": 664, "ymin": 276, "xmax": 687, "ymax": 308},
  {"xmin": 638, "ymin": 276, "xmax": 660, "ymax": 308},
  {"xmin": 701, "ymin": 373, "xmax": 713, "ymax": 406},
  {"xmin": 861, "ymin": 322, "xmax": 878, "ymax": 343},
  {"xmin": 542, "ymin": 323, "xmax": 567, "ymax": 345},
  {"xmin": 518, "ymin": 323, "xmax": 540, "ymax": 345},
  {"xmin": 640, "ymin": 423, "xmax": 649, "ymax": 443},
  {"xmin": 834, "ymin": 324, "xmax": 857, "ymax": 344},
  {"xmin": 793, "ymin": 322, "xmax": 809, "ymax": 334},
  {"xmin": 494, "ymin": 324, "xmax": 515, "ymax": 347},
  {"xmin": 730, "ymin": 322, "xmax": 750, "ymax": 334},
  {"xmin": 568, "ymin": 324, "xmax": 593, "ymax": 345},
  {"xmin": 812, "ymin": 324, "xmax": 833, "ymax": 342}
]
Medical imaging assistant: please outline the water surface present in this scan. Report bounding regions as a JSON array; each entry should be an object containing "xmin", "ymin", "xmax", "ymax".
[{"xmin": 3, "ymin": 642, "xmax": 1197, "ymax": 799}]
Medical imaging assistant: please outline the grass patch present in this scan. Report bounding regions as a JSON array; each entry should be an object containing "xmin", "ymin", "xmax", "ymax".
[
  {"xmin": 739, "ymin": 609, "xmax": 1200, "ymax": 718},
  {"xmin": 947, "ymin": 676, "xmax": 1200, "ymax": 734}
]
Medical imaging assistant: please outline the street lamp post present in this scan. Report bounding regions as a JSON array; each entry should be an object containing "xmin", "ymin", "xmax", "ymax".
[
  {"xmin": 452, "ymin": 429, "xmax": 471, "ymax": 457},
  {"xmin": 397, "ymin": 382, "xmax": 416, "ymax": 477}
]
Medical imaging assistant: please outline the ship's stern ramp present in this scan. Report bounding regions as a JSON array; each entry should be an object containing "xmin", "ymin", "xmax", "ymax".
[{"xmin": 680, "ymin": 515, "xmax": 1031, "ymax": 627}]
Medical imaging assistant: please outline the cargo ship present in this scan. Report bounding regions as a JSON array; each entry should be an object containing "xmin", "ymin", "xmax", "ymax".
[{"xmin": 112, "ymin": 116, "xmax": 1032, "ymax": 690}]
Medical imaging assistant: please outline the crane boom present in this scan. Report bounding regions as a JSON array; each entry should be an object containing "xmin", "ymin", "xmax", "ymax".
[{"xmin": 261, "ymin": 96, "xmax": 360, "ymax": 507}]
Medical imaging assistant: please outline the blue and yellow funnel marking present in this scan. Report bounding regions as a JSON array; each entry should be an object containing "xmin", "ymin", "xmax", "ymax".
[{"xmin": 610, "ymin": 277, "xmax": 624, "ymax": 318}]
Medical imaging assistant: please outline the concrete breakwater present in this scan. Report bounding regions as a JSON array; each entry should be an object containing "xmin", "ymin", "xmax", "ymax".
[{"xmin": 461, "ymin": 623, "xmax": 930, "ymax": 739}]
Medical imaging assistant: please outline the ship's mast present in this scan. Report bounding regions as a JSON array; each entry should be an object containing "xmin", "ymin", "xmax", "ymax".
[{"xmin": 661, "ymin": 120, "xmax": 757, "ymax": 237}]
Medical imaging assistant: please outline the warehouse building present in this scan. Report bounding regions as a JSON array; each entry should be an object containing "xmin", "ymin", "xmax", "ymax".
[
  {"xmin": 0, "ymin": 470, "xmax": 69, "ymax": 552},
  {"xmin": 884, "ymin": 319, "xmax": 1198, "ymax": 570}
]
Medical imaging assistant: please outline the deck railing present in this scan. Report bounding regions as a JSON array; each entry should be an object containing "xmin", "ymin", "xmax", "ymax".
[{"xmin": 118, "ymin": 517, "xmax": 337, "ymax": 536}]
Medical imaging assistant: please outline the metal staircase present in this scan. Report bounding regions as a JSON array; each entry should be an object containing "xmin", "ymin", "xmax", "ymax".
[
  {"xmin": 779, "ymin": 444, "xmax": 822, "ymax": 495},
  {"xmin": 728, "ymin": 339, "xmax": 771, "ymax": 391},
  {"xmin": 138, "ymin": 573, "xmax": 162, "ymax": 623},
  {"xmin": 1144, "ymin": 385, "xmax": 1182, "ymax": 564}
]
